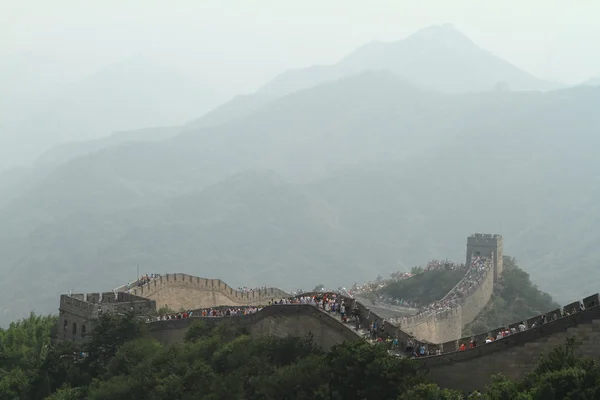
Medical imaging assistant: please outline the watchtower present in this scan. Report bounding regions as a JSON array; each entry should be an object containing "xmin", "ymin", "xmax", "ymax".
[
  {"xmin": 466, "ymin": 234, "xmax": 503, "ymax": 282},
  {"xmin": 57, "ymin": 291, "xmax": 156, "ymax": 343}
]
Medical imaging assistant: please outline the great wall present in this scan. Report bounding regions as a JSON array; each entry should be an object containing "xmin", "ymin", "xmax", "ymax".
[{"xmin": 57, "ymin": 233, "xmax": 600, "ymax": 392}]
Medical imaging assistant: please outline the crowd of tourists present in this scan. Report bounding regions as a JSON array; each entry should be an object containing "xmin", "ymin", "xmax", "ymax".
[
  {"xmin": 120, "ymin": 273, "xmax": 162, "ymax": 292},
  {"xmin": 237, "ymin": 287, "xmax": 267, "ymax": 293},
  {"xmin": 149, "ymin": 293, "xmax": 353, "ymax": 323},
  {"xmin": 148, "ymin": 310, "xmax": 194, "ymax": 322},
  {"xmin": 136, "ymin": 274, "xmax": 161, "ymax": 287},
  {"xmin": 385, "ymin": 255, "xmax": 494, "ymax": 326},
  {"xmin": 348, "ymin": 260, "xmax": 466, "ymax": 306},
  {"xmin": 424, "ymin": 260, "xmax": 464, "ymax": 271},
  {"xmin": 444, "ymin": 255, "xmax": 492, "ymax": 303}
]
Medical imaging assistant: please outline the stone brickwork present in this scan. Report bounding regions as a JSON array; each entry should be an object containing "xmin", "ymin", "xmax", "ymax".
[
  {"xmin": 467, "ymin": 233, "xmax": 503, "ymax": 282},
  {"xmin": 459, "ymin": 266, "xmax": 495, "ymax": 327},
  {"xmin": 147, "ymin": 304, "xmax": 362, "ymax": 350},
  {"xmin": 58, "ymin": 291, "xmax": 155, "ymax": 342},
  {"xmin": 421, "ymin": 296, "xmax": 600, "ymax": 392},
  {"xmin": 129, "ymin": 274, "xmax": 289, "ymax": 311}
]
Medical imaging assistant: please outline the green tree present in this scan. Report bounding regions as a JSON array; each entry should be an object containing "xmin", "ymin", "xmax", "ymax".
[
  {"xmin": 313, "ymin": 284, "xmax": 325, "ymax": 292},
  {"xmin": 83, "ymin": 313, "xmax": 144, "ymax": 376},
  {"xmin": 398, "ymin": 383, "xmax": 464, "ymax": 400}
]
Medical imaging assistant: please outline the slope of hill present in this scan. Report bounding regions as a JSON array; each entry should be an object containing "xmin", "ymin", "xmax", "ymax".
[
  {"xmin": 34, "ymin": 126, "xmax": 182, "ymax": 168},
  {"xmin": 0, "ymin": 56, "xmax": 221, "ymax": 168},
  {"xmin": 583, "ymin": 76, "xmax": 600, "ymax": 86},
  {"xmin": 0, "ymin": 71, "xmax": 446, "ymax": 229},
  {"xmin": 259, "ymin": 24, "xmax": 559, "ymax": 96},
  {"xmin": 464, "ymin": 256, "xmax": 559, "ymax": 335}
]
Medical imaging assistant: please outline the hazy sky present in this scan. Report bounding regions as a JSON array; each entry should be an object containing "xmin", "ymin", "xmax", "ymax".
[{"xmin": 3, "ymin": 0, "xmax": 600, "ymax": 96}]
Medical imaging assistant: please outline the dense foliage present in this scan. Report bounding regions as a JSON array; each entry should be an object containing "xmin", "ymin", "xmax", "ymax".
[
  {"xmin": 3, "ymin": 310, "xmax": 596, "ymax": 399},
  {"xmin": 464, "ymin": 257, "xmax": 559, "ymax": 335},
  {"xmin": 1, "ymin": 314, "xmax": 426, "ymax": 399},
  {"xmin": 376, "ymin": 266, "xmax": 466, "ymax": 306}
]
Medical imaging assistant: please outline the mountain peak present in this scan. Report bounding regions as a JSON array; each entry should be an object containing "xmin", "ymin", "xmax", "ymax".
[{"xmin": 397, "ymin": 24, "xmax": 477, "ymax": 53}]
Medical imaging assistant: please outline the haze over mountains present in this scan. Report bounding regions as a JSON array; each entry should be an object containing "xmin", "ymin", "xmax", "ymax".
[
  {"xmin": 0, "ymin": 24, "xmax": 599, "ymax": 325},
  {"xmin": 584, "ymin": 77, "xmax": 600, "ymax": 86},
  {"xmin": 259, "ymin": 25, "xmax": 561, "ymax": 96},
  {"xmin": 0, "ymin": 56, "xmax": 221, "ymax": 171}
]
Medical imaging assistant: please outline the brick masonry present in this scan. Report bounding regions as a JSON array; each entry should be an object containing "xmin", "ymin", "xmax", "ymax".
[
  {"xmin": 147, "ymin": 304, "xmax": 362, "ymax": 351},
  {"xmin": 420, "ymin": 303, "xmax": 600, "ymax": 392},
  {"xmin": 129, "ymin": 274, "xmax": 289, "ymax": 310}
]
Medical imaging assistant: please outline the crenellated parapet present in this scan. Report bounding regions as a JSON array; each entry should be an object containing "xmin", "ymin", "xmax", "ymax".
[
  {"xmin": 128, "ymin": 273, "xmax": 290, "ymax": 311},
  {"xmin": 58, "ymin": 291, "xmax": 156, "ymax": 342}
]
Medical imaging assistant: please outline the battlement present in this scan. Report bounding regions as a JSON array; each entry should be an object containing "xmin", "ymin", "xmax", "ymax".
[
  {"xmin": 467, "ymin": 233, "xmax": 503, "ymax": 282},
  {"xmin": 58, "ymin": 291, "xmax": 156, "ymax": 342},
  {"xmin": 467, "ymin": 233, "xmax": 502, "ymax": 243},
  {"xmin": 128, "ymin": 273, "xmax": 290, "ymax": 310}
]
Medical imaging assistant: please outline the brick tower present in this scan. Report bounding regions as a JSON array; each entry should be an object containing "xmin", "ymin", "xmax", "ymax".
[{"xmin": 466, "ymin": 234, "xmax": 504, "ymax": 282}]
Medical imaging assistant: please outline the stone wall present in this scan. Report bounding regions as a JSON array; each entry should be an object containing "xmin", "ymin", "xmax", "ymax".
[
  {"xmin": 399, "ymin": 266, "xmax": 494, "ymax": 343},
  {"xmin": 399, "ymin": 308, "xmax": 462, "ymax": 345},
  {"xmin": 420, "ymin": 296, "xmax": 600, "ymax": 393},
  {"xmin": 58, "ymin": 295, "xmax": 95, "ymax": 342},
  {"xmin": 466, "ymin": 233, "xmax": 503, "ymax": 282},
  {"xmin": 129, "ymin": 274, "xmax": 289, "ymax": 311},
  {"xmin": 147, "ymin": 304, "xmax": 362, "ymax": 351},
  {"xmin": 459, "ymin": 266, "xmax": 494, "ymax": 327}
]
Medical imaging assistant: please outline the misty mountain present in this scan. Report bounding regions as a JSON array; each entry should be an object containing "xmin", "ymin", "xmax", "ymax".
[
  {"xmin": 583, "ymin": 77, "xmax": 600, "ymax": 86},
  {"xmin": 34, "ymin": 126, "xmax": 182, "ymax": 168},
  {"xmin": 0, "ymin": 71, "xmax": 448, "ymax": 229},
  {"xmin": 259, "ymin": 24, "xmax": 559, "ymax": 97},
  {"xmin": 0, "ymin": 56, "xmax": 221, "ymax": 169},
  {"xmin": 22, "ymin": 24, "xmax": 564, "ymax": 173},
  {"xmin": 29, "ymin": 91, "xmax": 277, "ymax": 171},
  {"xmin": 0, "ymin": 71, "xmax": 599, "ymax": 325}
]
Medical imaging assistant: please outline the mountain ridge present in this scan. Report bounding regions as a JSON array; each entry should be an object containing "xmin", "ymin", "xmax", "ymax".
[{"xmin": 259, "ymin": 24, "xmax": 559, "ymax": 96}]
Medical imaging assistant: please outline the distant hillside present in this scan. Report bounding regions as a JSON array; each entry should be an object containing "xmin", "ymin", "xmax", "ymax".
[
  {"xmin": 33, "ymin": 126, "xmax": 182, "ymax": 168},
  {"xmin": 0, "ymin": 72, "xmax": 599, "ymax": 325},
  {"xmin": 0, "ymin": 56, "xmax": 221, "ymax": 168},
  {"xmin": 259, "ymin": 24, "xmax": 559, "ymax": 96},
  {"xmin": 583, "ymin": 77, "xmax": 600, "ymax": 86}
]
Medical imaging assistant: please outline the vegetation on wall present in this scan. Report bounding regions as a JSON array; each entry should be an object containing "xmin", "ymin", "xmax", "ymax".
[
  {"xmin": 464, "ymin": 256, "xmax": 559, "ymax": 335},
  {"xmin": 375, "ymin": 266, "xmax": 466, "ymax": 306}
]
